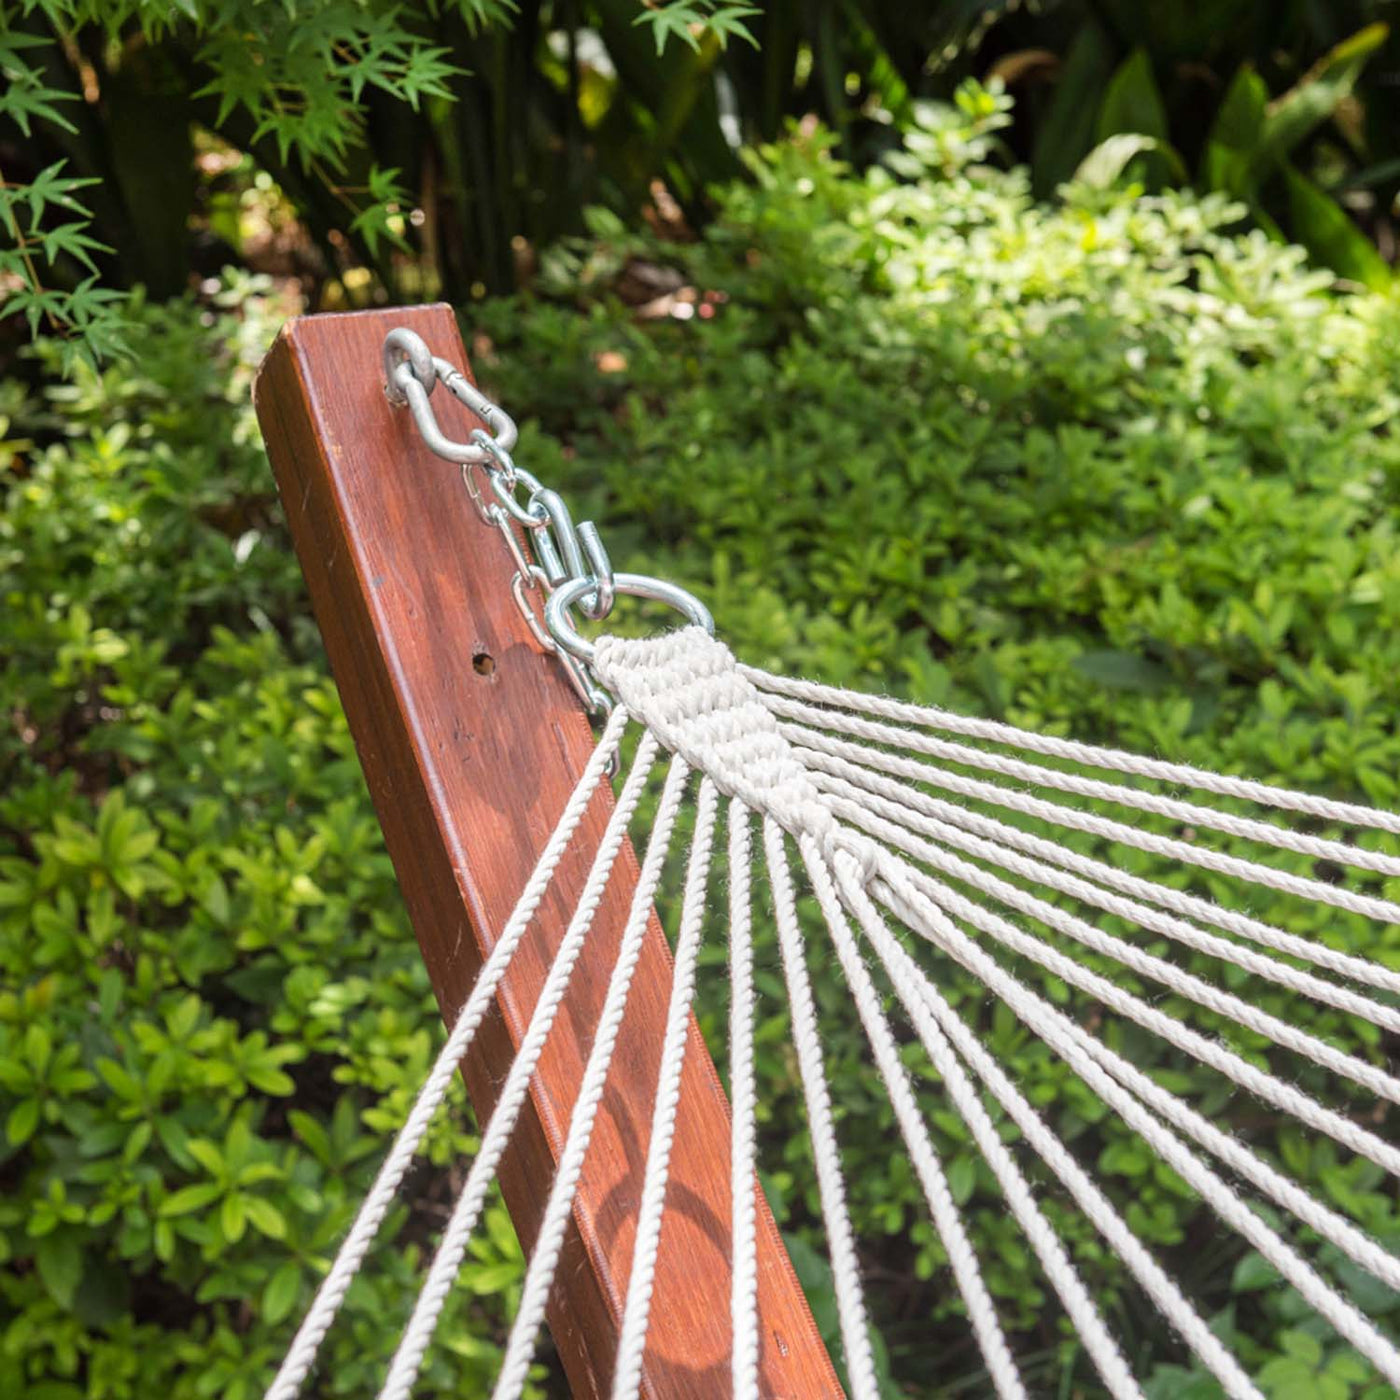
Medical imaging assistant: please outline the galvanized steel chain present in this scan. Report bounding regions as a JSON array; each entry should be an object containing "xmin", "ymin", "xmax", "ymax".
[{"xmin": 381, "ymin": 328, "xmax": 713, "ymax": 713}]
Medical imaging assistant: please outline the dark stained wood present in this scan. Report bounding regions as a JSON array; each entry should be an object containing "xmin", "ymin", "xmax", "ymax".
[{"xmin": 253, "ymin": 305, "xmax": 841, "ymax": 1399}]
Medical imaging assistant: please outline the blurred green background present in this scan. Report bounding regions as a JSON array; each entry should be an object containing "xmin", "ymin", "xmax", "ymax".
[{"xmin": 3, "ymin": 4, "xmax": 1399, "ymax": 1398}]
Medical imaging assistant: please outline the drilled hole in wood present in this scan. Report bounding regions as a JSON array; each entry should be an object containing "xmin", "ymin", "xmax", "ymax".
[{"xmin": 472, "ymin": 652, "xmax": 495, "ymax": 677}]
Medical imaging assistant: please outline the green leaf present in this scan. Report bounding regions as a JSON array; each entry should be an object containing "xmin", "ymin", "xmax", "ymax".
[
  {"xmin": 1032, "ymin": 20, "xmax": 1115, "ymax": 194},
  {"xmin": 6, "ymin": 1097, "xmax": 40, "ymax": 1147},
  {"xmin": 185, "ymin": 1138, "xmax": 225, "ymax": 1176},
  {"xmin": 1074, "ymin": 134, "xmax": 1186, "ymax": 189},
  {"xmin": 26, "ymin": 1023, "xmax": 52, "ymax": 1075},
  {"xmin": 1231, "ymin": 1250, "xmax": 1281, "ymax": 1292},
  {"xmin": 1096, "ymin": 49, "xmax": 1168, "ymax": 142},
  {"xmin": 35, "ymin": 1231, "xmax": 83, "ymax": 1309},
  {"xmin": 221, "ymin": 1191, "xmax": 247, "ymax": 1242},
  {"xmin": 1202, "ymin": 65, "xmax": 1269, "ymax": 195},
  {"xmin": 1284, "ymin": 166, "xmax": 1391, "ymax": 289},
  {"xmin": 160, "ymin": 1182, "xmax": 224, "ymax": 1217},
  {"xmin": 243, "ymin": 1196, "xmax": 287, "ymax": 1240},
  {"xmin": 1260, "ymin": 23, "xmax": 1388, "ymax": 172},
  {"xmin": 1072, "ymin": 650, "xmax": 1172, "ymax": 693},
  {"xmin": 946, "ymin": 1154, "xmax": 976, "ymax": 1206},
  {"xmin": 262, "ymin": 1260, "xmax": 302, "ymax": 1324},
  {"xmin": 460, "ymin": 1260, "xmax": 521, "ymax": 1295}
]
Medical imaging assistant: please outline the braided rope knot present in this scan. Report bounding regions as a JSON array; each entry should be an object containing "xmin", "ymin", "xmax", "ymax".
[{"xmin": 593, "ymin": 629, "xmax": 863, "ymax": 867}]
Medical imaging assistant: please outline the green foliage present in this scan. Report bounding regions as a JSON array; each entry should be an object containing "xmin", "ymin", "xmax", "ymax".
[
  {"xmin": 0, "ymin": 279, "xmax": 540, "ymax": 1400},
  {"xmin": 8, "ymin": 0, "xmax": 1400, "ymax": 377},
  {"xmin": 0, "ymin": 31, "xmax": 130, "ymax": 372},
  {"xmin": 4, "ymin": 86, "xmax": 1400, "ymax": 1397},
  {"xmin": 0, "ymin": 0, "xmax": 759, "ymax": 368},
  {"xmin": 634, "ymin": 1, "xmax": 759, "ymax": 57},
  {"xmin": 980, "ymin": 6, "xmax": 1399, "ymax": 288},
  {"xmin": 1160, "ymin": 22, "xmax": 1389, "ymax": 288}
]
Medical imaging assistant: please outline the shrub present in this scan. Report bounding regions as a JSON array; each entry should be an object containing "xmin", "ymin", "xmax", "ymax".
[
  {"xmin": 0, "ymin": 281, "xmax": 537, "ymax": 1400},
  {"xmin": 4, "ymin": 90, "xmax": 1400, "ymax": 1397}
]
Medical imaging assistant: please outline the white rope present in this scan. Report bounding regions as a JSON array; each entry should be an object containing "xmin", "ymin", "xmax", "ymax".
[
  {"xmin": 491, "ymin": 755, "xmax": 693, "ymax": 1400},
  {"xmin": 801, "ymin": 743, "xmax": 1400, "ymax": 1000},
  {"xmin": 272, "ymin": 625, "xmax": 1400, "ymax": 1398},
  {"xmin": 876, "ymin": 873, "xmax": 1400, "ymax": 1388},
  {"xmin": 264, "ymin": 705, "xmax": 631, "ymax": 1400},
  {"xmin": 763, "ymin": 815, "xmax": 880, "ymax": 1400},
  {"xmin": 818, "ymin": 767, "xmax": 1400, "ymax": 1032},
  {"xmin": 375, "ymin": 728, "xmax": 664, "ymax": 1400},
  {"xmin": 742, "ymin": 664, "xmax": 1400, "ymax": 837},
  {"xmin": 801, "ymin": 838, "xmax": 1042, "ymax": 1400},
  {"xmin": 782, "ymin": 723, "xmax": 1400, "ymax": 925},
  {"xmin": 727, "ymin": 803, "xmax": 761, "ymax": 1398},
  {"xmin": 611, "ymin": 777, "xmax": 720, "ymax": 1400},
  {"xmin": 824, "ymin": 787, "xmax": 1400, "ymax": 1103},
  {"xmin": 887, "ymin": 855, "xmax": 1400, "ymax": 1245},
  {"xmin": 833, "ymin": 858, "xmax": 1261, "ymax": 1400},
  {"xmin": 857, "ymin": 812, "xmax": 1400, "ymax": 1178},
  {"xmin": 825, "ymin": 803, "xmax": 1400, "ymax": 1297},
  {"xmin": 769, "ymin": 694, "xmax": 1400, "ymax": 878}
]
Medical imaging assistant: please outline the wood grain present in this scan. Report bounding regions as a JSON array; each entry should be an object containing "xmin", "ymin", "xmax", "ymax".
[{"xmin": 253, "ymin": 304, "xmax": 841, "ymax": 1398}]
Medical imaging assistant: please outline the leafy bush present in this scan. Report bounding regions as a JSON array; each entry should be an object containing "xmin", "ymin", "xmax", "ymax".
[
  {"xmin": 0, "ymin": 281, "xmax": 539, "ymax": 1400},
  {"xmin": 4, "ymin": 87, "xmax": 1400, "ymax": 1397},
  {"xmin": 4, "ymin": 0, "xmax": 1397, "ymax": 376}
]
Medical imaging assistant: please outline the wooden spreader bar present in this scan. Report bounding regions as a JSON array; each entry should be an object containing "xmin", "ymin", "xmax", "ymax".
[{"xmin": 253, "ymin": 305, "xmax": 840, "ymax": 1398}]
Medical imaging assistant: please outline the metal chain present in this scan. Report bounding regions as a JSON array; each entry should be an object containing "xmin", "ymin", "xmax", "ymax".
[{"xmin": 381, "ymin": 328, "xmax": 713, "ymax": 715}]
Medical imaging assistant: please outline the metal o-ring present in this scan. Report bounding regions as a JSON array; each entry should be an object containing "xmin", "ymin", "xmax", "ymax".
[{"xmin": 544, "ymin": 575, "xmax": 714, "ymax": 664}]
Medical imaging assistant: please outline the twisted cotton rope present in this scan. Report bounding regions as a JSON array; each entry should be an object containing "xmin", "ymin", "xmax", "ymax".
[
  {"xmin": 801, "ymin": 840, "xmax": 1034, "ymax": 1400},
  {"xmin": 491, "ymin": 755, "xmax": 693, "ymax": 1400},
  {"xmin": 828, "ymin": 788, "xmax": 1400, "ymax": 1109},
  {"xmin": 271, "ymin": 626, "xmax": 1400, "ymax": 1400},
  {"xmin": 266, "ymin": 705, "xmax": 630, "ymax": 1400},
  {"xmin": 877, "ymin": 836, "xmax": 1400, "ymax": 1179},
  {"xmin": 875, "ymin": 875, "xmax": 1400, "ymax": 1388},
  {"xmin": 377, "ymin": 729, "xmax": 664, "ymax": 1400},
  {"xmin": 764, "ymin": 817, "xmax": 880, "ymax": 1400},
  {"xmin": 727, "ymin": 804, "xmax": 760, "ymax": 1397},
  {"xmin": 802, "ymin": 744, "xmax": 1400, "ymax": 1001},
  {"xmin": 783, "ymin": 722, "xmax": 1400, "ymax": 925},
  {"xmin": 612, "ymin": 776, "xmax": 720, "ymax": 1400},
  {"xmin": 820, "ymin": 768, "xmax": 1400, "ymax": 1032},
  {"xmin": 742, "ymin": 664, "xmax": 1400, "ymax": 836},
  {"xmin": 832, "ymin": 857, "xmax": 1260, "ymax": 1400},
  {"xmin": 767, "ymin": 693, "xmax": 1400, "ymax": 878}
]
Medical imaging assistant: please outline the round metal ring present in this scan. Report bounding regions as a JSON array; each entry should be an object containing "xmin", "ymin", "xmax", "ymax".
[
  {"xmin": 382, "ymin": 328, "xmax": 436, "ymax": 405},
  {"xmin": 544, "ymin": 574, "xmax": 714, "ymax": 664}
]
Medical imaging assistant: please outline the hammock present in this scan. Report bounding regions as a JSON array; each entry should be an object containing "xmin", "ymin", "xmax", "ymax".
[{"xmin": 255, "ymin": 316, "xmax": 1400, "ymax": 1400}]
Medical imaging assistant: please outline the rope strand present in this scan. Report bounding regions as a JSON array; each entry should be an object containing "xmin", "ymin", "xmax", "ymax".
[
  {"xmin": 728, "ymin": 804, "xmax": 761, "ymax": 1398},
  {"xmin": 491, "ymin": 756, "xmax": 693, "ymax": 1400},
  {"xmin": 612, "ymin": 778, "xmax": 720, "ymax": 1400},
  {"xmin": 764, "ymin": 816, "xmax": 879, "ymax": 1400},
  {"xmin": 783, "ymin": 723, "xmax": 1400, "ymax": 925},
  {"xmin": 801, "ymin": 744, "xmax": 1400, "ymax": 999},
  {"xmin": 828, "ymin": 792, "xmax": 1400, "ymax": 1108},
  {"xmin": 836, "ymin": 861, "xmax": 1261, "ymax": 1400},
  {"xmin": 878, "ymin": 874, "xmax": 1400, "ymax": 1388},
  {"xmin": 376, "ymin": 728, "xmax": 664, "ymax": 1400},
  {"xmin": 742, "ymin": 664, "xmax": 1400, "ymax": 837},
  {"xmin": 820, "ymin": 771, "xmax": 1400, "ymax": 1032},
  {"xmin": 802, "ymin": 840, "xmax": 1034, "ymax": 1400},
  {"xmin": 265, "ymin": 706, "xmax": 630, "ymax": 1400}
]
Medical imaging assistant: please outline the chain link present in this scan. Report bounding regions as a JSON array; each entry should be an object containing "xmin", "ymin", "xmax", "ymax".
[{"xmin": 382, "ymin": 327, "xmax": 712, "ymax": 716}]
